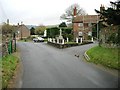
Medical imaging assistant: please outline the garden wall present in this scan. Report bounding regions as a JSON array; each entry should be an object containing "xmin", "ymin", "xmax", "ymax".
[{"xmin": 99, "ymin": 25, "xmax": 119, "ymax": 48}]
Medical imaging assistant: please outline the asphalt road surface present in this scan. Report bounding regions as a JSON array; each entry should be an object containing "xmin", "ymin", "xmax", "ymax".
[{"xmin": 17, "ymin": 42, "xmax": 118, "ymax": 88}]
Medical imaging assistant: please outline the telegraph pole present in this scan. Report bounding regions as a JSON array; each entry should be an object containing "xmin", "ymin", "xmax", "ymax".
[
  {"xmin": 97, "ymin": 15, "xmax": 99, "ymax": 41},
  {"xmin": 21, "ymin": 21, "xmax": 23, "ymax": 40}
]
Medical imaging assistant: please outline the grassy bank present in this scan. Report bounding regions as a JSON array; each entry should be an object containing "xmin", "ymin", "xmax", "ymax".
[
  {"xmin": 1, "ymin": 54, "xmax": 19, "ymax": 88},
  {"xmin": 87, "ymin": 46, "xmax": 119, "ymax": 70}
]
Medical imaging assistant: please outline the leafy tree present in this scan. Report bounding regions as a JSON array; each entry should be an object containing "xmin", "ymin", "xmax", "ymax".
[
  {"xmin": 62, "ymin": 28, "xmax": 73, "ymax": 40},
  {"xmin": 46, "ymin": 27, "xmax": 59, "ymax": 38},
  {"xmin": 95, "ymin": 0, "xmax": 120, "ymax": 26},
  {"xmin": 2, "ymin": 23, "xmax": 15, "ymax": 35},
  {"xmin": 30, "ymin": 27, "xmax": 35, "ymax": 35},
  {"xmin": 35, "ymin": 25, "xmax": 46, "ymax": 35},
  {"xmin": 60, "ymin": 3, "xmax": 87, "ymax": 22},
  {"xmin": 59, "ymin": 22, "xmax": 67, "ymax": 28}
]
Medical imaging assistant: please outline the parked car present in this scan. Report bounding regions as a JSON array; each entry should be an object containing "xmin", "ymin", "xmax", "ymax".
[{"xmin": 33, "ymin": 37, "xmax": 44, "ymax": 42}]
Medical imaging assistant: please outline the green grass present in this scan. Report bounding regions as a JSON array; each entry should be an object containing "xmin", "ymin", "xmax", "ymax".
[
  {"xmin": 18, "ymin": 38, "xmax": 32, "ymax": 42},
  {"xmin": 0, "ymin": 54, "xmax": 19, "ymax": 88},
  {"xmin": 65, "ymin": 42, "xmax": 77, "ymax": 44},
  {"xmin": 87, "ymin": 46, "xmax": 119, "ymax": 70}
]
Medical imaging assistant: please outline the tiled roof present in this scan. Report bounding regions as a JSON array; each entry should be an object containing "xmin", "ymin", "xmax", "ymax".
[{"xmin": 73, "ymin": 15, "xmax": 99, "ymax": 23}]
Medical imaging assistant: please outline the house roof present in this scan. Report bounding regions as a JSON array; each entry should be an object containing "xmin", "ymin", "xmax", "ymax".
[
  {"xmin": 13, "ymin": 24, "xmax": 30, "ymax": 31},
  {"xmin": 73, "ymin": 15, "xmax": 99, "ymax": 23}
]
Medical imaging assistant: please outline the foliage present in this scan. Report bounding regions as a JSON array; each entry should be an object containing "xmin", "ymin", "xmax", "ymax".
[
  {"xmin": 35, "ymin": 25, "xmax": 46, "ymax": 35},
  {"xmin": 95, "ymin": 0, "xmax": 120, "ymax": 25},
  {"xmin": 46, "ymin": 27, "xmax": 73, "ymax": 41},
  {"xmin": 59, "ymin": 22, "xmax": 67, "ymax": 28},
  {"xmin": 87, "ymin": 36, "xmax": 92, "ymax": 40},
  {"xmin": 62, "ymin": 28, "xmax": 73, "ymax": 41},
  {"xmin": 2, "ymin": 23, "xmax": 15, "ymax": 35},
  {"xmin": 1, "ymin": 54, "xmax": 19, "ymax": 88},
  {"xmin": 30, "ymin": 27, "xmax": 35, "ymax": 35},
  {"xmin": 46, "ymin": 27, "xmax": 59, "ymax": 38},
  {"xmin": 87, "ymin": 46, "xmax": 119, "ymax": 70},
  {"xmin": 60, "ymin": 3, "xmax": 87, "ymax": 22},
  {"xmin": 118, "ymin": 25, "xmax": 120, "ymax": 45}
]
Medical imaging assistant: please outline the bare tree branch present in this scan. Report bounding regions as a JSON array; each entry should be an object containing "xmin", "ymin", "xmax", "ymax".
[{"xmin": 60, "ymin": 3, "xmax": 87, "ymax": 22}]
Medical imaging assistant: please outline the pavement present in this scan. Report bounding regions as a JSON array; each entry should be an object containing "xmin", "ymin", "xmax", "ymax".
[{"xmin": 17, "ymin": 42, "xmax": 118, "ymax": 88}]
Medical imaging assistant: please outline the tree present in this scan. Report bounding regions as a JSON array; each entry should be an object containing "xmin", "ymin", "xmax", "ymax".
[
  {"xmin": 95, "ymin": 0, "xmax": 120, "ymax": 26},
  {"xmin": 30, "ymin": 27, "xmax": 35, "ymax": 35},
  {"xmin": 2, "ymin": 23, "xmax": 15, "ymax": 35},
  {"xmin": 60, "ymin": 3, "xmax": 87, "ymax": 22},
  {"xmin": 62, "ymin": 28, "xmax": 73, "ymax": 40},
  {"xmin": 59, "ymin": 22, "xmax": 67, "ymax": 28},
  {"xmin": 95, "ymin": 0, "xmax": 120, "ymax": 46},
  {"xmin": 46, "ymin": 27, "xmax": 59, "ymax": 38},
  {"xmin": 35, "ymin": 25, "xmax": 46, "ymax": 35}
]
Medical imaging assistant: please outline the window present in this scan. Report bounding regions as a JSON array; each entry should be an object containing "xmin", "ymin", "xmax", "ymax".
[
  {"xmin": 78, "ymin": 23, "xmax": 83, "ymax": 27},
  {"xmin": 79, "ymin": 32, "xmax": 83, "ymax": 36},
  {"xmin": 88, "ymin": 31, "xmax": 92, "ymax": 36},
  {"xmin": 88, "ymin": 23, "xmax": 92, "ymax": 27}
]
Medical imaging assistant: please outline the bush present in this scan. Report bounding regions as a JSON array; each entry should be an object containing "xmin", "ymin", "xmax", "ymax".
[
  {"xmin": 107, "ymin": 33, "xmax": 118, "ymax": 44},
  {"xmin": 87, "ymin": 36, "xmax": 92, "ymax": 40}
]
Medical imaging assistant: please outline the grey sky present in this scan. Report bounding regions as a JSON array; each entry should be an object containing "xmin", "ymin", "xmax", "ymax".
[{"xmin": 0, "ymin": 0, "xmax": 116, "ymax": 26}]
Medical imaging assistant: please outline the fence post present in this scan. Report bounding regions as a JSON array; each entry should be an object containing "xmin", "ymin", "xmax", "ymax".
[
  {"xmin": 67, "ymin": 37, "xmax": 69, "ymax": 42},
  {"xmin": 76, "ymin": 38, "xmax": 78, "ymax": 43},
  {"xmin": 80, "ymin": 38, "xmax": 83, "ymax": 44}
]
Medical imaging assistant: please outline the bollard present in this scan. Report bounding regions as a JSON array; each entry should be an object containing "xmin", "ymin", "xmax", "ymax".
[
  {"xmin": 50, "ymin": 38, "xmax": 52, "ymax": 42},
  {"xmin": 57, "ymin": 39, "xmax": 59, "ymax": 44},
  {"xmin": 62, "ymin": 39, "xmax": 65, "ymax": 44},
  {"xmin": 80, "ymin": 38, "xmax": 83, "ymax": 44},
  {"xmin": 67, "ymin": 38, "xmax": 69, "ymax": 42},
  {"xmin": 76, "ymin": 38, "xmax": 78, "ymax": 43},
  {"xmin": 53, "ymin": 38, "xmax": 56, "ymax": 43},
  {"xmin": 48, "ymin": 38, "xmax": 49, "ymax": 42},
  {"xmin": 91, "ymin": 37, "xmax": 94, "ymax": 42}
]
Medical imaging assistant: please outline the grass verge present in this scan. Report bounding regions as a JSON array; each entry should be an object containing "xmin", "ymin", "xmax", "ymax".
[
  {"xmin": 65, "ymin": 42, "xmax": 77, "ymax": 44},
  {"xmin": 0, "ymin": 54, "xmax": 19, "ymax": 88},
  {"xmin": 86, "ymin": 46, "xmax": 119, "ymax": 70}
]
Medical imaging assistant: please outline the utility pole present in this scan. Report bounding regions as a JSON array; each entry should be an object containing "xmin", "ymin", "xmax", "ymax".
[
  {"xmin": 97, "ymin": 15, "xmax": 99, "ymax": 41},
  {"xmin": 21, "ymin": 22, "xmax": 23, "ymax": 40}
]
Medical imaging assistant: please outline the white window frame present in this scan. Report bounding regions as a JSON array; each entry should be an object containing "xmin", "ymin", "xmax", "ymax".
[
  {"xmin": 79, "ymin": 32, "xmax": 83, "ymax": 36},
  {"xmin": 78, "ymin": 23, "xmax": 83, "ymax": 27},
  {"xmin": 88, "ymin": 23, "xmax": 92, "ymax": 27},
  {"xmin": 88, "ymin": 31, "xmax": 92, "ymax": 36}
]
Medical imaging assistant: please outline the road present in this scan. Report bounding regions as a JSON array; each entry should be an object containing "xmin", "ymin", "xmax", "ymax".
[{"xmin": 17, "ymin": 42, "xmax": 118, "ymax": 88}]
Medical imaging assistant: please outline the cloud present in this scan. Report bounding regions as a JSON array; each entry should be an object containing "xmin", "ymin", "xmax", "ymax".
[{"xmin": 0, "ymin": 0, "xmax": 116, "ymax": 25}]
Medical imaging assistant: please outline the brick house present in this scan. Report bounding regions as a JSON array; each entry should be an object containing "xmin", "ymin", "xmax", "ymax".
[
  {"xmin": 72, "ymin": 7, "xmax": 100, "ymax": 40},
  {"xmin": 14, "ymin": 23, "xmax": 30, "ymax": 39}
]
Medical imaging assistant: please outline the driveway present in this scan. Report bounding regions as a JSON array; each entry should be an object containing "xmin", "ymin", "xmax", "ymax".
[{"xmin": 17, "ymin": 42, "xmax": 118, "ymax": 88}]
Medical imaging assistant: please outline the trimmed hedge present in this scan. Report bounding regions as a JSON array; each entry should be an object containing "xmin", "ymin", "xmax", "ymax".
[{"xmin": 47, "ymin": 41, "xmax": 93, "ymax": 49}]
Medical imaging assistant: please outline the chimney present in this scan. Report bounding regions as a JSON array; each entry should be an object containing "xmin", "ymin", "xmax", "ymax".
[
  {"xmin": 18, "ymin": 23, "xmax": 19, "ymax": 27},
  {"xmin": 100, "ymin": 4, "xmax": 105, "ymax": 13},
  {"xmin": 7, "ymin": 19, "xmax": 9, "ymax": 25},
  {"xmin": 21, "ymin": 21, "xmax": 23, "ymax": 25},
  {"xmin": 73, "ymin": 6, "xmax": 77, "ymax": 16}
]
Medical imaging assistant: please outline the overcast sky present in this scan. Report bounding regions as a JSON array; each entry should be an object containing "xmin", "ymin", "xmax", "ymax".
[{"xmin": 0, "ymin": 0, "xmax": 116, "ymax": 26}]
